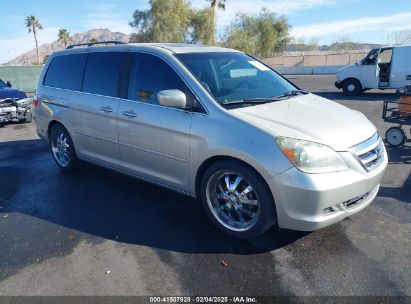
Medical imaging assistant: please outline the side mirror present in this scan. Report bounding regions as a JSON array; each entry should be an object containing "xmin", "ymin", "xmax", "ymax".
[
  {"xmin": 157, "ymin": 89, "xmax": 186, "ymax": 108},
  {"xmin": 6, "ymin": 81, "xmax": 12, "ymax": 87}
]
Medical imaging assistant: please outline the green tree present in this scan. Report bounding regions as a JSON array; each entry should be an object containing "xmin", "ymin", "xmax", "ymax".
[
  {"xmin": 129, "ymin": 0, "xmax": 214, "ymax": 45},
  {"xmin": 129, "ymin": 0, "xmax": 191, "ymax": 43},
  {"xmin": 189, "ymin": 7, "xmax": 215, "ymax": 45},
  {"xmin": 206, "ymin": 0, "xmax": 226, "ymax": 45},
  {"xmin": 223, "ymin": 9, "xmax": 291, "ymax": 57},
  {"xmin": 329, "ymin": 36, "xmax": 358, "ymax": 52},
  {"xmin": 57, "ymin": 28, "xmax": 71, "ymax": 48},
  {"xmin": 25, "ymin": 15, "xmax": 43, "ymax": 65},
  {"xmin": 89, "ymin": 37, "xmax": 98, "ymax": 43},
  {"xmin": 42, "ymin": 54, "xmax": 50, "ymax": 64}
]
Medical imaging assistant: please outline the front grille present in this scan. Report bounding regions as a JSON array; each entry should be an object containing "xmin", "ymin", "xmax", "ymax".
[{"xmin": 350, "ymin": 133, "xmax": 384, "ymax": 172}]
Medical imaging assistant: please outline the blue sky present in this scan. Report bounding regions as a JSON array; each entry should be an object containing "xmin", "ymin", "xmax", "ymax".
[{"xmin": 1, "ymin": 0, "xmax": 411, "ymax": 63}]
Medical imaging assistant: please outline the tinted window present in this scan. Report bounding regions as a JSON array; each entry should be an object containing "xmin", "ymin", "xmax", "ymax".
[
  {"xmin": 83, "ymin": 52, "xmax": 126, "ymax": 97},
  {"xmin": 128, "ymin": 53, "xmax": 195, "ymax": 107},
  {"xmin": 0, "ymin": 79, "xmax": 6, "ymax": 89},
  {"xmin": 43, "ymin": 54, "xmax": 87, "ymax": 90}
]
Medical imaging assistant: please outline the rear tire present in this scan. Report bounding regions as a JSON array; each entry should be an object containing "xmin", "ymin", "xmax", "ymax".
[
  {"xmin": 200, "ymin": 160, "xmax": 276, "ymax": 239},
  {"xmin": 342, "ymin": 79, "xmax": 362, "ymax": 95},
  {"xmin": 49, "ymin": 124, "xmax": 78, "ymax": 171}
]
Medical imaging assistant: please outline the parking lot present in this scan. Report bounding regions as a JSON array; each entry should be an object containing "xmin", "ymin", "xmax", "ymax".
[{"xmin": 0, "ymin": 75, "xmax": 410, "ymax": 296}]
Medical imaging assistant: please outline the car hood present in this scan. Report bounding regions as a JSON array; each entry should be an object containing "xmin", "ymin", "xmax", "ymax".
[
  {"xmin": 0, "ymin": 88, "xmax": 27, "ymax": 100},
  {"xmin": 228, "ymin": 93, "xmax": 376, "ymax": 151},
  {"xmin": 337, "ymin": 64, "xmax": 352, "ymax": 73}
]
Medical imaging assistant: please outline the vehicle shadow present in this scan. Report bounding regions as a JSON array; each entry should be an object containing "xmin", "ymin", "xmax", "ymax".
[
  {"xmin": 379, "ymin": 173, "xmax": 411, "ymax": 202},
  {"xmin": 0, "ymin": 138, "xmax": 308, "ymax": 255},
  {"xmin": 385, "ymin": 139, "xmax": 411, "ymax": 165}
]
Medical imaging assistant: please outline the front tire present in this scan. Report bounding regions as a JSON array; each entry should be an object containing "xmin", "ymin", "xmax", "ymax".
[
  {"xmin": 23, "ymin": 112, "xmax": 33, "ymax": 123},
  {"xmin": 49, "ymin": 124, "xmax": 78, "ymax": 171},
  {"xmin": 342, "ymin": 79, "xmax": 362, "ymax": 95},
  {"xmin": 200, "ymin": 160, "xmax": 276, "ymax": 239}
]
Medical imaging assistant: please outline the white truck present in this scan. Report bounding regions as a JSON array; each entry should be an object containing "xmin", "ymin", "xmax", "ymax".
[{"xmin": 335, "ymin": 45, "xmax": 411, "ymax": 95}]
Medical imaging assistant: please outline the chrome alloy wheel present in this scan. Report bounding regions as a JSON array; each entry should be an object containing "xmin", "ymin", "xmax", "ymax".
[
  {"xmin": 206, "ymin": 171, "xmax": 260, "ymax": 232},
  {"xmin": 51, "ymin": 130, "xmax": 71, "ymax": 167}
]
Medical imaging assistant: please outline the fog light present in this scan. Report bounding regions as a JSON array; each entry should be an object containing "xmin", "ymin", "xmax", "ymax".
[{"xmin": 322, "ymin": 207, "xmax": 335, "ymax": 214}]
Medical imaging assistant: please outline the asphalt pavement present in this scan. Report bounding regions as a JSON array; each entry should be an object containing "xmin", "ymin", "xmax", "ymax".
[{"xmin": 0, "ymin": 75, "xmax": 410, "ymax": 297}]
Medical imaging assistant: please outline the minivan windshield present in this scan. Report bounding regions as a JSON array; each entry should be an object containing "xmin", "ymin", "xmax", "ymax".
[{"xmin": 176, "ymin": 52, "xmax": 298, "ymax": 105}]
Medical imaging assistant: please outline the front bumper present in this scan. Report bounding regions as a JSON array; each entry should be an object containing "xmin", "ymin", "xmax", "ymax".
[
  {"xmin": 335, "ymin": 80, "xmax": 342, "ymax": 89},
  {"xmin": 0, "ymin": 114, "xmax": 8, "ymax": 122},
  {"xmin": 268, "ymin": 151, "xmax": 387, "ymax": 231}
]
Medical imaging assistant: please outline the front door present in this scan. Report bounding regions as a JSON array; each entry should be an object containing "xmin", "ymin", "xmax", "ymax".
[
  {"xmin": 118, "ymin": 52, "xmax": 197, "ymax": 192},
  {"xmin": 360, "ymin": 48, "xmax": 379, "ymax": 89}
]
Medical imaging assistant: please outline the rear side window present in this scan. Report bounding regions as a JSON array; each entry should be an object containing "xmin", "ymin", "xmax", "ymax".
[
  {"xmin": 43, "ymin": 54, "xmax": 87, "ymax": 90},
  {"xmin": 83, "ymin": 52, "xmax": 126, "ymax": 98},
  {"xmin": 128, "ymin": 53, "xmax": 195, "ymax": 107}
]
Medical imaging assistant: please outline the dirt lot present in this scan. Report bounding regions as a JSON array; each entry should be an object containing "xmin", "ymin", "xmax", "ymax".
[{"xmin": 0, "ymin": 75, "xmax": 410, "ymax": 297}]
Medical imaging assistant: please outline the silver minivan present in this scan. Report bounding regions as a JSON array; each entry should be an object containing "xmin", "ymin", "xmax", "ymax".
[{"xmin": 34, "ymin": 42, "xmax": 387, "ymax": 238}]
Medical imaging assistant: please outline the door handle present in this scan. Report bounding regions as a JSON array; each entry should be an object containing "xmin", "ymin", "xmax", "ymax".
[
  {"xmin": 99, "ymin": 106, "xmax": 113, "ymax": 113},
  {"xmin": 121, "ymin": 110, "xmax": 137, "ymax": 118},
  {"xmin": 406, "ymin": 75, "xmax": 411, "ymax": 80}
]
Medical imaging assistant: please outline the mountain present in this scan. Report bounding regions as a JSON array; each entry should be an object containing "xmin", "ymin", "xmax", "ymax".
[
  {"xmin": 9, "ymin": 29, "xmax": 130, "ymax": 65},
  {"xmin": 10, "ymin": 28, "xmax": 383, "ymax": 65}
]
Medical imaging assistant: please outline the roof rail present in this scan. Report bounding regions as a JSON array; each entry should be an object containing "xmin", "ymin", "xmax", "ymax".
[{"xmin": 66, "ymin": 41, "xmax": 127, "ymax": 49}]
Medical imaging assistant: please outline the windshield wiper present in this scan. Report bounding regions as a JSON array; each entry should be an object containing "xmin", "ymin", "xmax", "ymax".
[
  {"xmin": 279, "ymin": 89, "xmax": 308, "ymax": 97},
  {"xmin": 223, "ymin": 90, "xmax": 308, "ymax": 106}
]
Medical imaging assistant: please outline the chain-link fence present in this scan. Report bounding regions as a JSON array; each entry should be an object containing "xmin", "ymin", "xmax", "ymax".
[{"xmin": 0, "ymin": 66, "xmax": 43, "ymax": 93}]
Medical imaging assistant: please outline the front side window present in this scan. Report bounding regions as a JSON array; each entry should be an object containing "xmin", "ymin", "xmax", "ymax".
[
  {"xmin": 362, "ymin": 49, "xmax": 378, "ymax": 65},
  {"xmin": 83, "ymin": 52, "xmax": 127, "ymax": 97},
  {"xmin": 176, "ymin": 52, "xmax": 297, "ymax": 105},
  {"xmin": 43, "ymin": 53, "xmax": 87, "ymax": 90},
  {"xmin": 128, "ymin": 53, "xmax": 195, "ymax": 107}
]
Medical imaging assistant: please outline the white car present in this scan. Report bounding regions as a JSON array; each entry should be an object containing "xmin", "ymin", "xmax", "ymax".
[{"xmin": 336, "ymin": 45, "xmax": 411, "ymax": 95}]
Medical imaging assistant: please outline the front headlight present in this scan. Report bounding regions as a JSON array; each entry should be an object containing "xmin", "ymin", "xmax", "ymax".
[
  {"xmin": 275, "ymin": 137, "xmax": 348, "ymax": 173},
  {"xmin": 16, "ymin": 98, "xmax": 31, "ymax": 107}
]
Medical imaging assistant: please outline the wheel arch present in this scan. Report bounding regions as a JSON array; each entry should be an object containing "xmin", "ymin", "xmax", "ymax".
[
  {"xmin": 47, "ymin": 120, "xmax": 76, "ymax": 147},
  {"xmin": 194, "ymin": 155, "xmax": 274, "ymax": 203},
  {"xmin": 47, "ymin": 120, "xmax": 65, "ymax": 138}
]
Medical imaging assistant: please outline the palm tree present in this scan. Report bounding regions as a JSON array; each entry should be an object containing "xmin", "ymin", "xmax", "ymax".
[
  {"xmin": 58, "ymin": 28, "xmax": 71, "ymax": 48},
  {"xmin": 206, "ymin": 0, "xmax": 226, "ymax": 45},
  {"xmin": 25, "ymin": 15, "xmax": 43, "ymax": 65}
]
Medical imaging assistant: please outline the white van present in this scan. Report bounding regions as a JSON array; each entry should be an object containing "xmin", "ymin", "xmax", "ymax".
[{"xmin": 335, "ymin": 45, "xmax": 411, "ymax": 95}]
